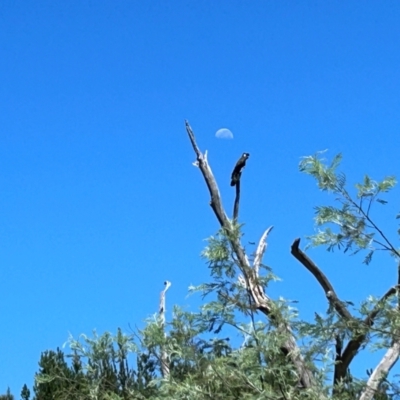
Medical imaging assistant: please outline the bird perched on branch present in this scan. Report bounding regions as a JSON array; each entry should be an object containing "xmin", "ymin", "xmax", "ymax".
[{"xmin": 230, "ymin": 153, "xmax": 250, "ymax": 186}]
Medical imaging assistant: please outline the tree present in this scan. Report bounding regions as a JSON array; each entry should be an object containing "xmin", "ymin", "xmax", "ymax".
[
  {"xmin": 28, "ymin": 122, "xmax": 400, "ymax": 399},
  {"xmin": 20, "ymin": 385, "xmax": 30, "ymax": 400},
  {"xmin": 298, "ymin": 151, "xmax": 399, "ymax": 399},
  {"xmin": 0, "ymin": 388, "xmax": 14, "ymax": 400},
  {"xmin": 33, "ymin": 347, "xmax": 86, "ymax": 400},
  {"xmin": 32, "ymin": 331, "xmax": 157, "ymax": 399},
  {"xmin": 179, "ymin": 122, "xmax": 400, "ymax": 399}
]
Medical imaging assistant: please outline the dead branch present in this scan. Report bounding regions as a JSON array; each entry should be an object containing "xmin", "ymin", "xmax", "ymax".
[
  {"xmin": 186, "ymin": 121, "xmax": 317, "ymax": 390},
  {"xmin": 233, "ymin": 180, "xmax": 241, "ymax": 220},
  {"xmin": 359, "ymin": 338, "xmax": 400, "ymax": 400},
  {"xmin": 186, "ymin": 121, "xmax": 228, "ymax": 226},
  {"xmin": 253, "ymin": 226, "xmax": 274, "ymax": 276},
  {"xmin": 159, "ymin": 280, "xmax": 171, "ymax": 378},
  {"xmin": 291, "ymin": 238, "xmax": 353, "ymax": 320}
]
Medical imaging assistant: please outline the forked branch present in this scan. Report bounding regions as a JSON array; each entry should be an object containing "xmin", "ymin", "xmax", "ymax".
[
  {"xmin": 340, "ymin": 285, "xmax": 400, "ymax": 380},
  {"xmin": 185, "ymin": 121, "xmax": 317, "ymax": 390},
  {"xmin": 291, "ymin": 238, "xmax": 400, "ymax": 389}
]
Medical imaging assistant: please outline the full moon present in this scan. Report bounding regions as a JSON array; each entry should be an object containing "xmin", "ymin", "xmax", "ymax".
[{"xmin": 215, "ymin": 128, "xmax": 233, "ymax": 139}]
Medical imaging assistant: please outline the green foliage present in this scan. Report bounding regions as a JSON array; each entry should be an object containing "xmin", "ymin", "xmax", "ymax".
[
  {"xmin": 20, "ymin": 385, "xmax": 30, "ymax": 400},
  {"xmin": 300, "ymin": 151, "xmax": 398, "ymax": 263},
  {"xmin": 33, "ymin": 347, "xmax": 86, "ymax": 400},
  {"xmin": 32, "ymin": 331, "xmax": 157, "ymax": 400},
  {"xmin": 31, "ymin": 226, "xmax": 323, "ymax": 399},
  {"xmin": 26, "ymin": 150, "xmax": 400, "ymax": 399},
  {"xmin": 300, "ymin": 152, "xmax": 344, "ymax": 192},
  {"xmin": 0, "ymin": 388, "xmax": 14, "ymax": 400}
]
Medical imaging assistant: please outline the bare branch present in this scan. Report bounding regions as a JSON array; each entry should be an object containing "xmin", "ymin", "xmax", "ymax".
[
  {"xmin": 159, "ymin": 280, "xmax": 171, "ymax": 378},
  {"xmin": 398, "ymin": 260, "xmax": 400, "ymax": 307},
  {"xmin": 185, "ymin": 121, "xmax": 203, "ymax": 159},
  {"xmin": 186, "ymin": 121, "xmax": 229, "ymax": 227},
  {"xmin": 159, "ymin": 280, "xmax": 171, "ymax": 315},
  {"xmin": 291, "ymin": 238, "xmax": 364, "ymax": 386},
  {"xmin": 233, "ymin": 180, "xmax": 241, "ymax": 220},
  {"xmin": 291, "ymin": 238, "xmax": 353, "ymax": 320},
  {"xmin": 359, "ymin": 339, "xmax": 400, "ymax": 400},
  {"xmin": 253, "ymin": 226, "xmax": 274, "ymax": 275}
]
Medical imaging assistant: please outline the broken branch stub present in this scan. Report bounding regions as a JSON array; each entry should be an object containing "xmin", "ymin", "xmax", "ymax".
[{"xmin": 159, "ymin": 280, "xmax": 171, "ymax": 378}]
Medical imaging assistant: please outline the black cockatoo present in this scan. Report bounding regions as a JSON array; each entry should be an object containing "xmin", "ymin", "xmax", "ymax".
[{"xmin": 230, "ymin": 153, "xmax": 250, "ymax": 186}]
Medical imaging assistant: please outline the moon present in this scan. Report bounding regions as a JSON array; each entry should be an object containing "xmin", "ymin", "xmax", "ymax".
[{"xmin": 215, "ymin": 128, "xmax": 233, "ymax": 139}]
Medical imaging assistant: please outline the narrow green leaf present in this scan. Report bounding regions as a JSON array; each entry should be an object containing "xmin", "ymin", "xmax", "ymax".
[{"xmin": 376, "ymin": 199, "xmax": 388, "ymax": 205}]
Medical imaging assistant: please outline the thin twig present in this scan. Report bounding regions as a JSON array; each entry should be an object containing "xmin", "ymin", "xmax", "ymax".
[{"xmin": 341, "ymin": 187, "xmax": 400, "ymax": 258}]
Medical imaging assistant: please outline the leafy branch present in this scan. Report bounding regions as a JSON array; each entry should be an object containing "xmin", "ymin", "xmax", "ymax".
[{"xmin": 299, "ymin": 151, "xmax": 398, "ymax": 264}]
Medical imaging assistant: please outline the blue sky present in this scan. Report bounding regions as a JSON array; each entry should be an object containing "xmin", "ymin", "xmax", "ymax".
[{"xmin": 1, "ymin": 0, "xmax": 400, "ymax": 394}]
